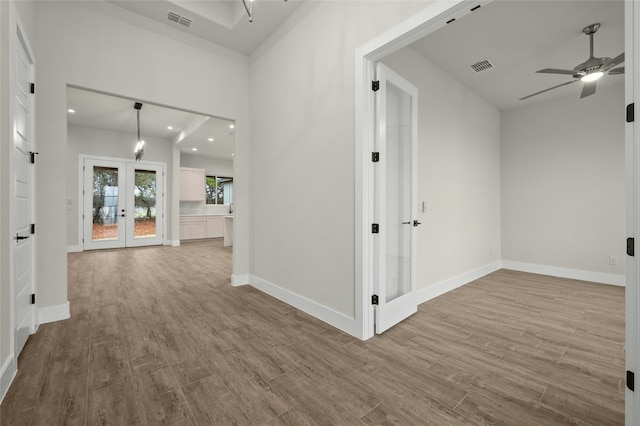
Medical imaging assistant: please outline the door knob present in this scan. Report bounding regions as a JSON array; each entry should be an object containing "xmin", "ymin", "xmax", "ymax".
[{"xmin": 413, "ymin": 220, "xmax": 422, "ymax": 227}]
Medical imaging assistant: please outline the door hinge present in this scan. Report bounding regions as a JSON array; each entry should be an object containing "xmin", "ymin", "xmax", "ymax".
[
  {"xmin": 30, "ymin": 294, "xmax": 35, "ymax": 305},
  {"xmin": 372, "ymin": 152, "xmax": 380, "ymax": 162},
  {"xmin": 29, "ymin": 151, "xmax": 39, "ymax": 164},
  {"xmin": 371, "ymin": 294, "xmax": 379, "ymax": 305},
  {"xmin": 627, "ymin": 237, "xmax": 634, "ymax": 257},
  {"xmin": 627, "ymin": 103, "xmax": 635, "ymax": 123},
  {"xmin": 372, "ymin": 81, "xmax": 380, "ymax": 92},
  {"xmin": 628, "ymin": 370, "xmax": 635, "ymax": 391},
  {"xmin": 30, "ymin": 224, "xmax": 35, "ymax": 234},
  {"xmin": 30, "ymin": 83, "xmax": 35, "ymax": 94},
  {"xmin": 371, "ymin": 223, "xmax": 379, "ymax": 234}
]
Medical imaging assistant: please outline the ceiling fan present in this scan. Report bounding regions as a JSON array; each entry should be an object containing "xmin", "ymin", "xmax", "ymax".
[{"xmin": 519, "ymin": 23, "xmax": 624, "ymax": 101}]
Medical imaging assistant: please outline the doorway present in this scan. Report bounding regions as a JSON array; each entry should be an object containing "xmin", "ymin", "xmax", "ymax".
[{"xmin": 82, "ymin": 157, "xmax": 165, "ymax": 250}]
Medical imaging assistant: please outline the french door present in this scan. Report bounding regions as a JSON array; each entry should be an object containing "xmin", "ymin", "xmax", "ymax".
[
  {"xmin": 374, "ymin": 63, "xmax": 419, "ymax": 334},
  {"xmin": 83, "ymin": 158, "xmax": 164, "ymax": 250}
]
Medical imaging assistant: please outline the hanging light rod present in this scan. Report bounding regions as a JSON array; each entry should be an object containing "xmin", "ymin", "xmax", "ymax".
[
  {"xmin": 134, "ymin": 102, "xmax": 145, "ymax": 162},
  {"xmin": 241, "ymin": 0, "xmax": 287, "ymax": 23}
]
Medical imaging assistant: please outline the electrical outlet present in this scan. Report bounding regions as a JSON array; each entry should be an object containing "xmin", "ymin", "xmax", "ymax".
[{"xmin": 609, "ymin": 256, "xmax": 618, "ymax": 266}]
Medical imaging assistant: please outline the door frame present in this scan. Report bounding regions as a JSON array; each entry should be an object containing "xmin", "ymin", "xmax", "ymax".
[
  {"xmin": 78, "ymin": 154, "xmax": 167, "ymax": 251},
  {"xmin": 356, "ymin": 0, "xmax": 638, "ymax": 422}
]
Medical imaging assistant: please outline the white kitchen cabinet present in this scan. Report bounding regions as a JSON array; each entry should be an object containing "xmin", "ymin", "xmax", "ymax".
[
  {"xmin": 179, "ymin": 167, "xmax": 205, "ymax": 201},
  {"xmin": 180, "ymin": 216, "xmax": 207, "ymax": 240},
  {"xmin": 206, "ymin": 216, "xmax": 223, "ymax": 238}
]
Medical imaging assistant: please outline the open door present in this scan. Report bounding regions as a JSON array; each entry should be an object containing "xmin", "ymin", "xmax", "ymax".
[{"xmin": 374, "ymin": 63, "xmax": 419, "ymax": 334}]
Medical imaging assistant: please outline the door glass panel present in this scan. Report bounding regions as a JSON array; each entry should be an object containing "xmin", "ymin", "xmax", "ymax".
[
  {"xmin": 134, "ymin": 169, "xmax": 157, "ymax": 239},
  {"xmin": 385, "ymin": 82, "xmax": 412, "ymax": 303},
  {"xmin": 92, "ymin": 166, "xmax": 119, "ymax": 241}
]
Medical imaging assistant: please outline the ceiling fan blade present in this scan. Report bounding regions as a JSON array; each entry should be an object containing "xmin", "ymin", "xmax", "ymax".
[
  {"xmin": 580, "ymin": 81, "xmax": 597, "ymax": 98},
  {"xmin": 518, "ymin": 80, "xmax": 578, "ymax": 101},
  {"xmin": 611, "ymin": 52, "xmax": 624, "ymax": 66},
  {"xmin": 536, "ymin": 68, "xmax": 580, "ymax": 76},
  {"xmin": 609, "ymin": 66, "xmax": 624, "ymax": 75}
]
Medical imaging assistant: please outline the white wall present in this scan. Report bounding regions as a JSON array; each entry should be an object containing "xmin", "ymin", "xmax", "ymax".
[
  {"xmin": 382, "ymin": 47, "xmax": 502, "ymax": 294},
  {"xmin": 66, "ymin": 125, "xmax": 174, "ymax": 248},
  {"xmin": 180, "ymin": 153, "xmax": 233, "ymax": 177},
  {"xmin": 501, "ymin": 82, "xmax": 625, "ymax": 278},
  {"xmin": 249, "ymin": 1, "xmax": 431, "ymax": 323}
]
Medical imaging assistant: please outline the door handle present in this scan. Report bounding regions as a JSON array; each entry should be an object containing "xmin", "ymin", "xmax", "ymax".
[
  {"xmin": 120, "ymin": 214, "xmax": 125, "ymax": 217},
  {"xmin": 402, "ymin": 221, "xmax": 411, "ymax": 225},
  {"xmin": 15, "ymin": 233, "xmax": 29, "ymax": 240},
  {"xmin": 413, "ymin": 220, "xmax": 422, "ymax": 227}
]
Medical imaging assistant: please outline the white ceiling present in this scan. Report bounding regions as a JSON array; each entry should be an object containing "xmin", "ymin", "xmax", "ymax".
[
  {"xmin": 108, "ymin": 0, "xmax": 303, "ymax": 55},
  {"xmin": 410, "ymin": 0, "xmax": 625, "ymax": 111},
  {"xmin": 67, "ymin": 86, "xmax": 235, "ymax": 160}
]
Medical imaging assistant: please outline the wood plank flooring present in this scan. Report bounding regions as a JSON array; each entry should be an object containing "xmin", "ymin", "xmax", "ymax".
[{"xmin": 0, "ymin": 239, "xmax": 624, "ymax": 425}]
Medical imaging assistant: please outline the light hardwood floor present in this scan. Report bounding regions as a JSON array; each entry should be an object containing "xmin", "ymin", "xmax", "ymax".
[{"xmin": 0, "ymin": 239, "xmax": 624, "ymax": 425}]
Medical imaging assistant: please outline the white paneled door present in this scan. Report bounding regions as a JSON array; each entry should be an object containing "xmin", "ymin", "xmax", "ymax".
[
  {"xmin": 13, "ymin": 22, "xmax": 36, "ymax": 356},
  {"xmin": 374, "ymin": 63, "xmax": 419, "ymax": 334},
  {"xmin": 83, "ymin": 158, "xmax": 164, "ymax": 250}
]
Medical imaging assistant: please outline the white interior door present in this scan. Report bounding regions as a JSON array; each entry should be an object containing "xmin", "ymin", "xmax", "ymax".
[
  {"xmin": 374, "ymin": 63, "xmax": 418, "ymax": 334},
  {"xmin": 83, "ymin": 158, "xmax": 164, "ymax": 250},
  {"xmin": 13, "ymin": 23, "xmax": 36, "ymax": 355}
]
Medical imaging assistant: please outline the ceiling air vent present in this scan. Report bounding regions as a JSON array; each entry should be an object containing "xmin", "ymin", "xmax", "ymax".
[
  {"xmin": 167, "ymin": 11, "xmax": 193, "ymax": 28},
  {"xmin": 468, "ymin": 59, "xmax": 495, "ymax": 73}
]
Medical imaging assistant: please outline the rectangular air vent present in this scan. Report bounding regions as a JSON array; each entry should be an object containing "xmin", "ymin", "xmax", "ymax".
[
  {"xmin": 468, "ymin": 59, "xmax": 495, "ymax": 73},
  {"xmin": 167, "ymin": 10, "xmax": 193, "ymax": 28}
]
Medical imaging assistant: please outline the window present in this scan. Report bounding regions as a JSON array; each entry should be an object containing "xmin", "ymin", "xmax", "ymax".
[{"xmin": 205, "ymin": 176, "xmax": 233, "ymax": 204}]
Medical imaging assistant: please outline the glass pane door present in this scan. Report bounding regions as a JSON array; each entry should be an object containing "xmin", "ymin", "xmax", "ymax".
[
  {"xmin": 385, "ymin": 81, "xmax": 412, "ymax": 303},
  {"xmin": 83, "ymin": 158, "xmax": 164, "ymax": 250},
  {"xmin": 84, "ymin": 159, "xmax": 126, "ymax": 250},
  {"xmin": 133, "ymin": 169, "xmax": 157, "ymax": 239},
  {"xmin": 375, "ymin": 63, "xmax": 418, "ymax": 334},
  {"xmin": 125, "ymin": 162, "xmax": 164, "ymax": 247}
]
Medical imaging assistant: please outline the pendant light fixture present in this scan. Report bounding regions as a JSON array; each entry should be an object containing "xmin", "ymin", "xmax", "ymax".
[
  {"xmin": 241, "ymin": 0, "xmax": 288, "ymax": 23},
  {"xmin": 134, "ymin": 102, "xmax": 144, "ymax": 162}
]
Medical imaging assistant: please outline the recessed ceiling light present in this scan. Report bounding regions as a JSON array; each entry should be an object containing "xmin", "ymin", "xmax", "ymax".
[
  {"xmin": 192, "ymin": 148, "xmax": 198, "ymax": 151},
  {"xmin": 67, "ymin": 109, "xmax": 75, "ymax": 113},
  {"xmin": 208, "ymin": 138, "xmax": 214, "ymax": 142},
  {"xmin": 231, "ymin": 153, "xmax": 234, "ymax": 157},
  {"xmin": 229, "ymin": 124, "xmax": 235, "ymax": 129},
  {"xmin": 167, "ymin": 126, "xmax": 173, "ymax": 130}
]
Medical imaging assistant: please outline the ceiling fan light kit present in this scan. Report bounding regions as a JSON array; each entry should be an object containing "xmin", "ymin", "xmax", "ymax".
[{"xmin": 519, "ymin": 23, "xmax": 624, "ymax": 101}]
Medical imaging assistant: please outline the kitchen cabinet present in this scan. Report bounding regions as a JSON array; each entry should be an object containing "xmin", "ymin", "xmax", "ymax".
[
  {"xmin": 179, "ymin": 216, "xmax": 207, "ymax": 240},
  {"xmin": 206, "ymin": 216, "xmax": 223, "ymax": 238},
  {"xmin": 180, "ymin": 215, "xmax": 225, "ymax": 240},
  {"xmin": 180, "ymin": 167, "xmax": 205, "ymax": 201}
]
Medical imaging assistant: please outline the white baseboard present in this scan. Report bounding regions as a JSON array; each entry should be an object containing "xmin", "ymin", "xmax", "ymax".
[
  {"xmin": 166, "ymin": 240, "xmax": 180, "ymax": 247},
  {"xmin": 231, "ymin": 274, "xmax": 250, "ymax": 287},
  {"xmin": 417, "ymin": 261, "xmax": 502, "ymax": 305},
  {"xmin": 0, "ymin": 355, "xmax": 16, "ymax": 404},
  {"xmin": 67, "ymin": 245, "xmax": 82, "ymax": 253},
  {"xmin": 38, "ymin": 302, "xmax": 70, "ymax": 325},
  {"xmin": 249, "ymin": 275, "xmax": 359, "ymax": 337},
  {"xmin": 501, "ymin": 260, "xmax": 625, "ymax": 286}
]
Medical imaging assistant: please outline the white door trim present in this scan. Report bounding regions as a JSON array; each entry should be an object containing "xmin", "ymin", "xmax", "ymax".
[{"xmin": 78, "ymin": 154, "xmax": 167, "ymax": 251}]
